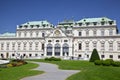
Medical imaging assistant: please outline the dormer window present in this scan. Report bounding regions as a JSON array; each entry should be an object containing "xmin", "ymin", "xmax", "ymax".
[
  {"xmin": 36, "ymin": 25, "xmax": 39, "ymax": 28},
  {"xmin": 24, "ymin": 25, "xmax": 28, "ymax": 28},
  {"xmin": 109, "ymin": 21, "xmax": 113, "ymax": 25},
  {"xmin": 93, "ymin": 22, "xmax": 97, "ymax": 26},
  {"xmin": 19, "ymin": 26, "xmax": 22, "ymax": 28},
  {"xmin": 102, "ymin": 18, "xmax": 104, "ymax": 21},
  {"xmin": 101, "ymin": 22, "xmax": 105, "ymax": 25},
  {"xmin": 78, "ymin": 23, "xmax": 82, "ymax": 26},
  {"xmin": 30, "ymin": 25, "xmax": 34, "ymax": 28},
  {"xmin": 46, "ymin": 24, "xmax": 49, "ymax": 26},
  {"xmin": 42, "ymin": 24, "xmax": 46, "ymax": 27},
  {"xmin": 84, "ymin": 19, "xmax": 86, "ymax": 22},
  {"xmin": 86, "ymin": 22, "xmax": 89, "ymax": 26}
]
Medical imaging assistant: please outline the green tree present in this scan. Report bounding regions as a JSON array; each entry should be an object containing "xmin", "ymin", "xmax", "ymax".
[{"xmin": 89, "ymin": 48, "xmax": 100, "ymax": 62}]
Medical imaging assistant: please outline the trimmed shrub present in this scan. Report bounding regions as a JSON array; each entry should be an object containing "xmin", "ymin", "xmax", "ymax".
[
  {"xmin": 45, "ymin": 57, "xmax": 61, "ymax": 61},
  {"xmin": 17, "ymin": 62, "xmax": 23, "ymax": 66},
  {"xmin": 7, "ymin": 63, "xmax": 13, "ymax": 67},
  {"xmin": 11, "ymin": 62, "xmax": 17, "ymax": 67},
  {"xmin": 89, "ymin": 49, "xmax": 100, "ymax": 62},
  {"xmin": 112, "ymin": 61, "xmax": 120, "ymax": 67},
  {"xmin": 94, "ymin": 60, "xmax": 103, "ymax": 65},
  {"xmin": 105, "ymin": 59, "xmax": 114, "ymax": 63},
  {"xmin": 45, "ymin": 57, "xmax": 49, "ymax": 61},
  {"xmin": 12, "ymin": 59, "xmax": 27, "ymax": 65},
  {"xmin": 102, "ymin": 60, "xmax": 111, "ymax": 66}
]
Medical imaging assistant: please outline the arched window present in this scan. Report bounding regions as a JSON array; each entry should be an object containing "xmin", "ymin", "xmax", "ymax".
[
  {"xmin": 18, "ymin": 32, "xmax": 21, "ymax": 37},
  {"xmin": 47, "ymin": 44, "xmax": 52, "ymax": 56},
  {"xmin": 42, "ymin": 33, "xmax": 45, "ymax": 37},
  {"xmin": 101, "ymin": 29, "xmax": 104, "ymax": 36},
  {"xmin": 63, "ymin": 43, "xmax": 69, "ymax": 56},
  {"xmin": 109, "ymin": 29, "xmax": 113, "ymax": 36},
  {"xmin": 24, "ymin": 32, "xmax": 27, "ymax": 37},
  {"xmin": 93, "ymin": 30, "xmax": 97, "ymax": 36},
  {"xmin": 55, "ymin": 43, "xmax": 61, "ymax": 56}
]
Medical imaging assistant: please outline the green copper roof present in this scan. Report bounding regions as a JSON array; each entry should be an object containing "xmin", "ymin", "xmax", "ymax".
[
  {"xmin": 58, "ymin": 20, "xmax": 75, "ymax": 25},
  {"xmin": 0, "ymin": 33, "xmax": 15, "ymax": 37},
  {"xmin": 21, "ymin": 20, "xmax": 53, "ymax": 27},
  {"xmin": 77, "ymin": 17, "xmax": 113, "ymax": 23}
]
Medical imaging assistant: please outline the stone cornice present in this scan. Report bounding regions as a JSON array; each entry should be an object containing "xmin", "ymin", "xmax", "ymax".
[
  {"xmin": 74, "ymin": 35, "xmax": 120, "ymax": 39},
  {"xmin": 17, "ymin": 28, "xmax": 53, "ymax": 31},
  {"xmin": 0, "ymin": 37, "xmax": 45, "ymax": 40},
  {"xmin": 73, "ymin": 25, "xmax": 117, "ymax": 29}
]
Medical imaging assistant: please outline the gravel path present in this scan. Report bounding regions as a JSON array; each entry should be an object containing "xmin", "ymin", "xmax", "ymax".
[{"xmin": 21, "ymin": 62, "xmax": 80, "ymax": 80}]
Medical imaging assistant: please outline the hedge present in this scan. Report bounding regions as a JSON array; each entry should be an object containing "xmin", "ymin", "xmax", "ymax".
[
  {"xmin": 45, "ymin": 57, "xmax": 61, "ymax": 61},
  {"xmin": 94, "ymin": 59, "xmax": 120, "ymax": 67}
]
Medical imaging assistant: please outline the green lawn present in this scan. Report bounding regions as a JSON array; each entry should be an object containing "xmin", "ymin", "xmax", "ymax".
[
  {"xmin": 28, "ymin": 59, "xmax": 120, "ymax": 80},
  {"xmin": 0, "ymin": 62, "xmax": 43, "ymax": 80}
]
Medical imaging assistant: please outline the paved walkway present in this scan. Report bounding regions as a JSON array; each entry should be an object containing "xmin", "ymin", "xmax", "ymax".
[{"xmin": 21, "ymin": 62, "xmax": 80, "ymax": 80}]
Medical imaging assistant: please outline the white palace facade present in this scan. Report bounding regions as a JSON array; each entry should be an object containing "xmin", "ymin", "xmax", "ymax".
[{"xmin": 0, "ymin": 17, "xmax": 120, "ymax": 60}]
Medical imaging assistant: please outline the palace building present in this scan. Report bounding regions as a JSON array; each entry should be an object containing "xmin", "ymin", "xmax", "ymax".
[{"xmin": 0, "ymin": 17, "xmax": 120, "ymax": 60}]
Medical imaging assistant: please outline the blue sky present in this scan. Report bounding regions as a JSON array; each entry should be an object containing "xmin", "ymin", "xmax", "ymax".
[{"xmin": 0, "ymin": 0, "xmax": 120, "ymax": 33}]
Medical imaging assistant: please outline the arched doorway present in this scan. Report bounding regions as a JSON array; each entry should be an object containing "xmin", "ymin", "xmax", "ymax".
[
  {"xmin": 55, "ymin": 43, "xmax": 60, "ymax": 56},
  {"xmin": 63, "ymin": 43, "xmax": 69, "ymax": 56},
  {"xmin": 47, "ymin": 44, "xmax": 52, "ymax": 56}
]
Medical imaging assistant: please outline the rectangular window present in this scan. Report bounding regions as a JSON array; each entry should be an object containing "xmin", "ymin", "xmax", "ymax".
[
  {"xmin": 86, "ymin": 43, "xmax": 89, "ymax": 50},
  {"xmin": 35, "ymin": 54, "xmax": 38, "ymax": 57},
  {"xmin": 109, "ymin": 55, "xmax": 113, "ymax": 58},
  {"xmin": 29, "ymin": 43, "xmax": 32, "ymax": 50},
  {"xmin": 6, "ymin": 43, "xmax": 9, "ymax": 50},
  {"xmin": 42, "ymin": 43, "xmax": 44, "ymax": 50},
  {"xmin": 79, "ymin": 32, "xmax": 82, "ymax": 36},
  {"xmin": 78, "ymin": 43, "xmax": 82, "ymax": 50},
  {"xmin": 1, "ymin": 43, "xmax": 4, "ymax": 50},
  {"xmin": 24, "ymin": 43, "xmax": 26, "ymax": 50},
  {"xmin": 101, "ymin": 55, "xmax": 105, "ymax": 58},
  {"xmin": 18, "ymin": 43, "xmax": 21, "ymax": 50},
  {"xmin": 29, "ymin": 54, "xmax": 32, "ymax": 57},
  {"xmin": 87, "ymin": 55, "xmax": 89, "ymax": 58},
  {"xmin": 12, "ymin": 54, "xmax": 15, "ymax": 56},
  {"xmin": 118, "ymin": 55, "xmax": 120, "ymax": 59},
  {"xmin": 117, "ymin": 43, "xmax": 120, "ymax": 50},
  {"xmin": 93, "ymin": 43, "xmax": 97, "ymax": 49},
  {"xmin": 101, "ymin": 43, "xmax": 105, "ymax": 50},
  {"xmin": 12, "ymin": 43, "xmax": 15, "ymax": 50},
  {"xmin": 35, "ymin": 43, "xmax": 38, "ymax": 50},
  {"xmin": 109, "ymin": 43, "xmax": 113, "ymax": 51}
]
